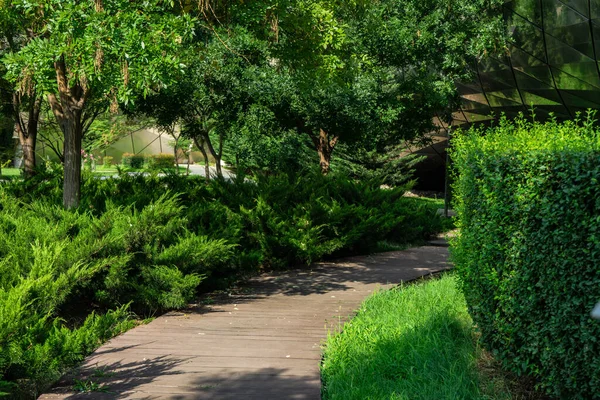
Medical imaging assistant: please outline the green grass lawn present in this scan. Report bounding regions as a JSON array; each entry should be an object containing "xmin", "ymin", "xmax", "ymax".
[
  {"xmin": 91, "ymin": 166, "xmax": 190, "ymax": 176},
  {"xmin": 321, "ymin": 275, "xmax": 535, "ymax": 400},
  {"xmin": 0, "ymin": 167, "xmax": 21, "ymax": 177}
]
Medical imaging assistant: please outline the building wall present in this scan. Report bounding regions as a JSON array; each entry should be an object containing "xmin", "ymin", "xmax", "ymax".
[
  {"xmin": 457, "ymin": 0, "xmax": 600, "ymax": 125},
  {"xmin": 414, "ymin": 0, "xmax": 600, "ymax": 191}
]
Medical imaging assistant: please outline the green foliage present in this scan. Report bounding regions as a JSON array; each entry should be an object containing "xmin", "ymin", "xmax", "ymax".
[
  {"xmin": 101, "ymin": 156, "xmax": 113, "ymax": 169},
  {"xmin": 0, "ymin": 298, "xmax": 133, "ymax": 399},
  {"xmin": 147, "ymin": 153, "xmax": 175, "ymax": 170},
  {"xmin": 322, "ymin": 275, "xmax": 490, "ymax": 399},
  {"xmin": 121, "ymin": 153, "xmax": 145, "ymax": 169},
  {"xmin": 0, "ymin": 117, "xmax": 12, "ymax": 171},
  {"xmin": 0, "ymin": 167, "xmax": 448, "ymax": 397},
  {"xmin": 2, "ymin": 0, "xmax": 194, "ymax": 104},
  {"xmin": 132, "ymin": 0, "xmax": 505, "ymax": 176},
  {"xmin": 451, "ymin": 114, "xmax": 600, "ymax": 399},
  {"xmin": 1, "ymin": 0, "xmax": 195, "ymax": 208},
  {"xmin": 72, "ymin": 379, "xmax": 109, "ymax": 393},
  {"xmin": 334, "ymin": 143, "xmax": 425, "ymax": 187},
  {"xmin": 223, "ymin": 104, "xmax": 317, "ymax": 174}
]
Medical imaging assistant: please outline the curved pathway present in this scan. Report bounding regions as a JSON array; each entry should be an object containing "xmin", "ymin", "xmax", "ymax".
[{"xmin": 40, "ymin": 245, "xmax": 449, "ymax": 400}]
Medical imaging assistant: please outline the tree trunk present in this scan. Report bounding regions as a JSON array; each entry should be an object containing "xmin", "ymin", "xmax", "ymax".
[
  {"xmin": 48, "ymin": 57, "xmax": 88, "ymax": 209},
  {"xmin": 62, "ymin": 121, "xmax": 82, "ymax": 209},
  {"xmin": 313, "ymin": 129, "xmax": 338, "ymax": 175},
  {"xmin": 193, "ymin": 137, "xmax": 210, "ymax": 181},
  {"xmin": 204, "ymin": 132, "xmax": 222, "ymax": 178},
  {"xmin": 217, "ymin": 131, "xmax": 224, "ymax": 177},
  {"xmin": 13, "ymin": 94, "xmax": 41, "ymax": 178},
  {"xmin": 21, "ymin": 133, "xmax": 36, "ymax": 177},
  {"xmin": 170, "ymin": 127, "xmax": 180, "ymax": 174},
  {"xmin": 173, "ymin": 143, "xmax": 179, "ymax": 173}
]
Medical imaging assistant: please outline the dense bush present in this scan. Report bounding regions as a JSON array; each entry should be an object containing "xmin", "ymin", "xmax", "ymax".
[
  {"xmin": 0, "ymin": 193, "xmax": 231, "ymax": 397},
  {"xmin": 101, "ymin": 155, "xmax": 113, "ymax": 169},
  {"xmin": 121, "ymin": 153, "xmax": 145, "ymax": 169},
  {"xmin": 147, "ymin": 153, "xmax": 175, "ymax": 170},
  {"xmin": 451, "ymin": 115, "xmax": 600, "ymax": 399},
  {"xmin": 0, "ymin": 170, "xmax": 448, "ymax": 397}
]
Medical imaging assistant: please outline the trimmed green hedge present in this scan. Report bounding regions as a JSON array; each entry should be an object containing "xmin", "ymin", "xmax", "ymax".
[
  {"xmin": 147, "ymin": 153, "xmax": 175, "ymax": 170},
  {"xmin": 451, "ymin": 116, "xmax": 600, "ymax": 399},
  {"xmin": 101, "ymin": 155, "xmax": 113, "ymax": 169},
  {"xmin": 121, "ymin": 153, "xmax": 145, "ymax": 169}
]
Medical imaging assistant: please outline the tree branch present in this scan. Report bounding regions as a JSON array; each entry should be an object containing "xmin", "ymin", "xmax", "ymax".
[
  {"xmin": 47, "ymin": 93, "xmax": 65, "ymax": 121},
  {"xmin": 329, "ymin": 135, "xmax": 339, "ymax": 149}
]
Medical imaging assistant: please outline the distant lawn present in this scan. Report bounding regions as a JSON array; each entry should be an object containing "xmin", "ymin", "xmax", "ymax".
[
  {"xmin": 321, "ymin": 275, "xmax": 540, "ymax": 400},
  {"xmin": 0, "ymin": 165, "xmax": 208, "ymax": 178},
  {"xmin": 0, "ymin": 168, "xmax": 21, "ymax": 178},
  {"xmin": 91, "ymin": 166, "xmax": 190, "ymax": 176}
]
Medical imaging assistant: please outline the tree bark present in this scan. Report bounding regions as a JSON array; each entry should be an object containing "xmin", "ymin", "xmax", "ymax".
[
  {"xmin": 62, "ymin": 120, "xmax": 82, "ymax": 209},
  {"xmin": 169, "ymin": 126, "xmax": 180, "ymax": 174},
  {"xmin": 48, "ymin": 57, "xmax": 87, "ymax": 209},
  {"xmin": 13, "ymin": 94, "xmax": 41, "ymax": 178},
  {"xmin": 204, "ymin": 132, "xmax": 222, "ymax": 178},
  {"xmin": 217, "ymin": 131, "xmax": 224, "ymax": 177},
  {"xmin": 173, "ymin": 142, "xmax": 180, "ymax": 173},
  {"xmin": 311, "ymin": 128, "xmax": 338, "ymax": 175},
  {"xmin": 21, "ymin": 133, "xmax": 36, "ymax": 176},
  {"xmin": 193, "ymin": 137, "xmax": 210, "ymax": 181}
]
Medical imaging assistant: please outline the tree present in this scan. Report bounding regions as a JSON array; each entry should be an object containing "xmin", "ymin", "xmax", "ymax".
[
  {"xmin": 3, "ymin": 0, "xmax": 194, "ymax": 208},
  {"xmin": 0, "ymin": 2, "xmax": 42, "ymax": 178},
  {"xmin": 258, "ymin": 0, "xmax": 505, "ymax": 174},
  {"xmin": 133, "ymin": 26, "xmax": 268, "ymax": 179}
]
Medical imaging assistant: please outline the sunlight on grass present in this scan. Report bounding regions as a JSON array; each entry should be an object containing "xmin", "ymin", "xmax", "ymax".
[
  {"xmin": 321, "ymin": 275, "xmax": 517, "ymax": 400},
  {"xmin": 0, "ymin": 168, "xmax": 20, "ymax": 177}
]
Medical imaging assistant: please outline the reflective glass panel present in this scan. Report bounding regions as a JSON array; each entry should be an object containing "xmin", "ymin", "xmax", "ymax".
[
  {"xmin": 486, "ymin": 89, "xmax": 525, "ymax": 107},
  {"xmin": 559, "ymin": 0, "xmax": 590, "ymax": 17},
  {"xmin": 506, "ymin": 0, "xmax": 543, "ymax": 25},
  {"xmin": 557, "ymin": 62, "xmax": 600, "ymax": 88},
  {"xmin": 591, "ymin": 0, "xmax": 600, "ymax": 20},
  {"xmin": 461, "ymin": 93, "xmax": 491, "ymax": 107},
  {"xmin": 543, "ymin": 0, "xmax": 594, "ymax": 58},
  {"xmin": 544, "ymin": 33, "xmax": 594, "ymax": 67},
  {"xmin": 506, "ymin": 11, "xmax": 547, "ymax": 61}
]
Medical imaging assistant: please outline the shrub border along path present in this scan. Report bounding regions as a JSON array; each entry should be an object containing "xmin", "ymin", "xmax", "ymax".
[{"xmin": 39, "ymin": 245, "xmax": 449, "ymax": 399}]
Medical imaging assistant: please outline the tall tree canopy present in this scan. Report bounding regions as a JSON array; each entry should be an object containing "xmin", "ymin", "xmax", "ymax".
[
  {"xmin": 256, "ymin": 0, "xmax": 505, "ymax": 174},
  {"xmin": 1, "ymin": 0, "xmax": 506, "ymax": 195},
  {"xmin": 2, "ymin": 0, "xmax": 194, "ymax": 208}
]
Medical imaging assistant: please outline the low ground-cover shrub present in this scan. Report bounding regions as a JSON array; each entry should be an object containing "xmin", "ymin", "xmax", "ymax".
[
  {"xmin": 0, "ymin": 193, "xmax": 232, "ymax": 398},
  {"xmin": 321, "ymin": 275, "xmax": 497, "ymax": 399},
  {"xmin": 451, "ymin": 115, "xmax": 600, "ymax": 399},
  {"xmin": 1, "ymin": 169, "xmax": 449, "ymax": 397},
  {"xmin": 78, "ymin": 171, "xmax": 448, "ymax": 268}
]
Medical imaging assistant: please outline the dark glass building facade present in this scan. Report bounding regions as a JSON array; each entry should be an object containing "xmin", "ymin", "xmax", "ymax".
[
  {"xmin": 456, "ymin": 0, "xmax": 600, "ymax": 126},
  {"xmin": 414, "ymin": 0, "xmax": 600, "ymax": 191}
]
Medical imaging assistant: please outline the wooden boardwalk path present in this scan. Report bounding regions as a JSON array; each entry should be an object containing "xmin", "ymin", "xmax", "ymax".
[{"xmin": 40, "ymin": 245, "xmax": 449, "ymax": 400}]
